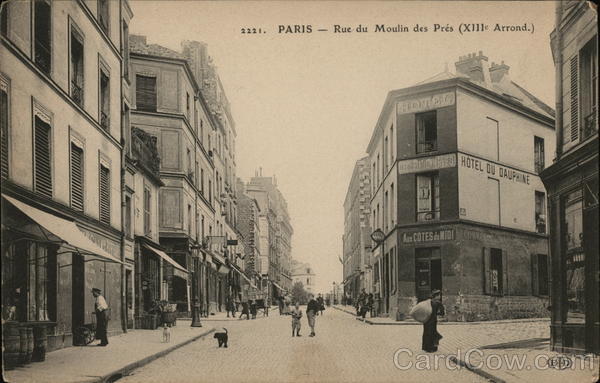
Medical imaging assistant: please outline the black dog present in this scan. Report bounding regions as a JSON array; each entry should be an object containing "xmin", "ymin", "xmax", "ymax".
[{"xmin": 213, "ymin": 328, "xmax": 228, "ymax": 348}]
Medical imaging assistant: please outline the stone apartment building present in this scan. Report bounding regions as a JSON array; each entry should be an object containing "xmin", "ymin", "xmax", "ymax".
[
  {"xmin": 542, "ymin": 0, "xmax": 598, "ymax": 354},
  {"xmin": 367, "ymin": 52, "xmax": 555, "ymax": 321},
  {"xmin": 291, "ymin": 260, "xmax": 316, "ymax": 295},
  {"xmin": 342, "ymin": 156, "xmax": 372, "ymax": 302},
  {"xmin": 1, "ymin": 0, "xmax": 127, "ymax": 349}
]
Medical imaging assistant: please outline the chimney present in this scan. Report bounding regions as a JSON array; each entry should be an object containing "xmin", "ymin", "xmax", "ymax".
[
  {"xmin": 259, "ymin": 167, "xmax": 262, "ymax": 177},
  {"xmin": 489, "ymin": 60, "xmax": 510, "ymax": 82},
  {"xmin": 455, "ymin": 51, "xmax": 491, "ymax": 84},
  {"xmin": 129, "ymin": 34, "xmax": 147, "ymax": 46}
]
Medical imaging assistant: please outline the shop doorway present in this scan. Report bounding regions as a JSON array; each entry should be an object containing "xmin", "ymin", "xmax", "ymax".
[{"xmin": 415, "ymin": 247, "xmax": 442, "ymax": 302}]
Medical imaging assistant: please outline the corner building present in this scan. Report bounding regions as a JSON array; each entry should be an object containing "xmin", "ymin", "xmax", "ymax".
[{"xmin": 367, "ymin": 52, "xmax": 556, "ymax": 321}]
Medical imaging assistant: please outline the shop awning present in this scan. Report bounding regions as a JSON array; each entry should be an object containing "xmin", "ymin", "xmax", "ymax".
[
  {"xmin": 2, "ymin": 194, "xmax": 122, "ymax": 264},
  {"xmin": 272, "ymin": 281, "xmax": 285, "ymax": 292},
  {"xmin": 210, "ymin": 251, "xmax": 226, "ymax": 265},
  {"xmin": 230, "ymin": 264, "xmax": 257, "ymax": 289},
  {"xmin": 142, "ymin": 243, "xmax": 189, "ymax": 280}
]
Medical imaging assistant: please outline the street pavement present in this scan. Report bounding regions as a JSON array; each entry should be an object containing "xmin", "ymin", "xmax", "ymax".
[{"xmin": 119, "ymin": 307, "xmax": 488, "ymax": 383}]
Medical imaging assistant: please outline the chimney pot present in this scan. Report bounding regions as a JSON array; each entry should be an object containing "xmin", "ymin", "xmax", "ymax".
[{"xmin": 478, "ymin": 50, "xmax": 483, "ymax": 56}]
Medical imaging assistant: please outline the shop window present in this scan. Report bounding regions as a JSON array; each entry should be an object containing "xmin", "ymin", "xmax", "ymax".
[
  {"xmin": 535, "ymin": 191, "xmax": 546, "ymax": 234},
  {"xmin": 136, "ymin": 75, "xmax": 157, "ymax": 112},
  {"xmin": 563, "ymin": 189, "xmax": 585, "ymax": 323},
  {"xmin": 534, "ymin": 136, "xmax": 545, "ymax": 173},
  {"xmin": 34, "ymin": 116, "xmax": 52, "ymax": 198},
  {"xmin": 34, "ymin": 0, "xmax": 52, "ymax": 75},
  {"xmin": 483, "ymin": 247, "xmax": 505, "ymax": 296},
  {"xmin": 531, "ymin": 254, "xmax": 549, "ymax": 296},
  {"xmin": 1, "ymin": 241, "xmax": 57, "ymax": 322},
  {"xmin": 70, "ymin": 143, "xmax": 84, "ymax": 212},
  {"xmin": 416, "ymin": 172, "xmax": 440, "ymax": 221},
  {"xmin": 70, "ymin": 27, "xmax": 84, "ymax": 107},
  {"xmin": 416, "ymin": 111, "xmax": 437, "ymax": 153},
  {"xmin": 99, "ymin": 164, "xmax": 111, "ymax": 225}
]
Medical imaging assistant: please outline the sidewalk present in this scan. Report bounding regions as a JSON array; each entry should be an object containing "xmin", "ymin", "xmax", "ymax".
[
  {"xmin": 3, "ymin": 325, "xmax": 215, "ymax": 383},
  {"xmin": 184, "ymin": 307, "xmax": 276, "ymax": 322}
]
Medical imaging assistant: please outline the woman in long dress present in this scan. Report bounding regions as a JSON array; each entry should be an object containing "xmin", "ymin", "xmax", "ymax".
[{"xmin": 422, "ymin": 290, "xmax": 445, "ymax": 352}]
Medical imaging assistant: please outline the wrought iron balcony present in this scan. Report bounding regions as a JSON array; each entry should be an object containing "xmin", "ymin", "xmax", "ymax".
[
  {"xmin": 582, "ymin": 110, "xmax": 597, "ymax": 141},
  {"xmin": 71, "ymin": 81, "xmax": 83, "ymax": 106},
  {"xmin": 132, "ymin": 127, "xmax": 161, "ymax": 177},
  {"xmin": 417, "ymin": 140, "xmax": 437, "ymax": 153}
]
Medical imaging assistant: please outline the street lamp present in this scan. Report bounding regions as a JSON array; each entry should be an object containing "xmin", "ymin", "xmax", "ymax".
[{"xmin": 190, "ymin": 245, "xmax": 203, "ymax": 327}]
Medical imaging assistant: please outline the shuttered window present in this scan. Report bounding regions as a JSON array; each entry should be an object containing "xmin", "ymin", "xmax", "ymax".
[
  {"xmin": 144, "ymin": 187, "xmax": 151, "ymax": 235},
  {"xmin": 99, "ymin": 70, "xmax": 110, "ymax": 130},
  {"xmin": 99, "ymin": 165, "xmax": 110, "ymax": 225},
  {"xmin": 570, "ymin": 55, "xmax": 579, "ymax": 142},
  {"xmin": 1, "ymin": 83, "xmax": 8, "ymax": 179},
  {"xmin": 34, "ymin": 116, "xmax": 52, "ymax": 198},
  {"xmin": 135, "ymin": 75, "xmax": 157, "ymax": 112},
  {"xmin": 70, "ymin": 143, "xmax": 84, "ymax": 212}
]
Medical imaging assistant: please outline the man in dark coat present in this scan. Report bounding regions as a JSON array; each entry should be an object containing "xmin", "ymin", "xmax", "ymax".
[
  {"xmin": 92, "ymin": 288, "xmax": 109, "ymax": 346},
  {"xmin": 317, "ymin": 294, "xmax": 325, "ymax": 316},
  {"xmin": 422, "ymin": 290, "xmax": 445, "ymax": 352},
  {"xmin": 306, "ymin": 294, "xmax": 320, "ymax": 337}
]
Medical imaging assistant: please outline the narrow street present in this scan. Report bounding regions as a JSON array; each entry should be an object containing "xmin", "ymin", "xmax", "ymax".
[{"xmin": 119, "ymin": 308, "xmax": 487, "ymax": 383}]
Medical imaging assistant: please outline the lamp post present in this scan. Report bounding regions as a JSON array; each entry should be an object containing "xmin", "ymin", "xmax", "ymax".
[{"xmin": 190, "ymin": 245, "xmax": 202, "ymax": 327}]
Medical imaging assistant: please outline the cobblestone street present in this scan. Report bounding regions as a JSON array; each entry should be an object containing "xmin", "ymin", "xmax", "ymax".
[{"xmin": 119, "ymin": 308, "xmax": 497, "ymax": 383}]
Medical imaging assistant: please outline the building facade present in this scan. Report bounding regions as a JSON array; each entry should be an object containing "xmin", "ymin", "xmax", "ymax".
[
  {"xmin": 1, "ymin": 0, "xmax": 127, "ymax": 350},
  {"xmin": 291, "ymin": 260, "xmax": 316, "ymax": 295},
  {"xmin": 366, "ymin": 52, "xmax": 556, "ymax": 321},
  {"xmin": 342, "ymin": 156, "xmax": 372, "ymax": 302},
  {"xmin": 542, "ymin": 1, "xmax": 598, "ymax": 354}
]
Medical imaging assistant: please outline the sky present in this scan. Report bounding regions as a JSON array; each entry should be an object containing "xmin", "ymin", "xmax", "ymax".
[{"xmin": 130, "ymin": 0, "xmax": 557, "ymax": 294}]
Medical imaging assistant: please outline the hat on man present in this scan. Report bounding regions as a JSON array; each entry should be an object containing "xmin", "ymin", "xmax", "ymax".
[
  {"xmin": 430, "ymin": 289, "xmax": 441, "ymax": 298},
  {"xmin": 92, "ymin": 288, "xmax": 102, "ymax": 294}
]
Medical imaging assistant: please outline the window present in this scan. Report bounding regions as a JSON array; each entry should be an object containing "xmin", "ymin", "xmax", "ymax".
[
  {"xmin": 70, "ymin": 143, "xmax": 84, "ymax": 212},
  {"xmin": 34, "ymin": 0, "xmax": 52, "ymax": 74},
  {"xmin": 97, "ymin": 0, "xmax": 109, "ymax": 34},
  {"xmin": 99, "ymin": 68, "xmax": 110, "ymax": 130},
  {"xmin": 186, "ymin": 92, "xmax": 190, "ymax": 121},
  {"xmin": 209, "ymin": 179, "xmax": 212, "ymax": 204},
  {"xmin": 563, "ymin": 189, "xmax": 584, "ymax": 323},
  {"xmin": 200, "ymin": 119, "xmax": 204, "ymax": 144},
  {"xmin": 187, "ymin": 204, "xmax": 192, "ymax": 235},
  {"xmin": 390, "ymin": 183, "xmax": 395, "ymax": 226},
  {"xmin": 135, "ymin": 75, "xmax": 157, "ymax": 112},
  {"xmin": 121, "ymin": 20, "xmax": 129, "ymax": 80},
  {"xmin": 535, "ymin": 191, "xmax": 546, "ymax": 234},
  {"xmin": 124, "ymin": 195, "xmax": 132, "ymax": 238},
  {"xmin": 200, "ymin": 168, "xmax": 205, "ymax": 195},
  {"xmin": 534, "ymin": 136, "xmax": 545, "ymax": 173},
  {"xmin": 390, "ymin": 124, "xmax": 394, "ymax": 164},
  {"xmin": 2, "ymin": 241, "xmax": 57, "ymax": 322},
  {"xmin": 70, "ymin": 28, "xmax": 84, "ymax": 107},
  {"xmin": 384, "ymin": 190, "xmax": 388, "ymax": 231},
  {"xmin": 416, "ymin": 173, "xmax": 439, "ymax": 221},
  {"xmin": 1, "ymin": 2, "xmax": 7, "ymax": 37},
  {"xmin": 186, "ymin": 148, "xmax": 192, "ymax": 180},
  {"xmin": 580, "ymin": 36, "xmax": 598, "ymax": 141},
  {"xmin": 144, "ymin": 187, "xmax": 151, "ymax": 236},
  {"xmin": 99, "ymin": 164, "xmax": 110, "ymax": 225},
  {"xmin": 483, "ymin": 247, "xmax": 505, "ymax": 295},
  {"xmin": 1, "ymin": 77, "xmax": 9, "ymax": 179},
  {"xmin": 34, "ymin": 116, "xmax": 52, "ymax": 198},
  {"xmin": 416, "ymin": 111, "xmax": 437, "ymax": 153},
  {"xmin": 384, "ymin": 136, "xmax": 388, "ymax": 170},
  {"xmin": 195, "ymin": 161, "xmax": 199, "ymax": 188},
  {"xmin": 531, "ymin": 254, "xmax": 549, "ymax": 296}
]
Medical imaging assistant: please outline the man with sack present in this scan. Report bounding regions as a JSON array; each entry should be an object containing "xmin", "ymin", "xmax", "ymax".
[{"xmin": 421, "ymin": 289, "xmax": 445, "ymax": 352}]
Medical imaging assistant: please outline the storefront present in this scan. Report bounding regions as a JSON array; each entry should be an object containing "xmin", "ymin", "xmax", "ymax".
[
  {"xmin": 1, "ymin": 194, "xmax": 123, "ymax": 351},
  {"xmin": 393, "ymin": 223, "xmax": 550, "ymax": 322}
]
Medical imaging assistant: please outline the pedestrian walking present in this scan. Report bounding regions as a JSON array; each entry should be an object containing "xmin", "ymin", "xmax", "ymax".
[
  {"xmin": 367, "ymin": 293, "xmax": 374, "ymax": 318},
  {"xmin": 250, "ymin": 299, "xmax": 257, "ymax": 319},
  {"xmin": 291, "ymin": 302, "xmax": 302, "ymax": 337},
  {"xmin": 278, "ymin": 295, "xmax": 285, "ymax": 315},
  {"xmin": 240, "ymin": 300, "xmax": 250, "ymax": 320},
  {"xmin": 422, "ymin": 290, "xmax": 445, "ymax": 353},
  {"xmin": 226, "ymin": 294, "xmax": 236, "ymax": 318},
  {"xmin": 356, "ymin": 289, "xmax": 367, "ymax": 316},
  {"xmin": 91, "ymin": 288, "xmax": 109, "ymax": 346},
  {"xmin": 306, "ymin": 294, "xmax": 320, "ymax": 337},
  {"xmin": 317, "ymin": 294, "xmax": 325, "ymax": 316}
]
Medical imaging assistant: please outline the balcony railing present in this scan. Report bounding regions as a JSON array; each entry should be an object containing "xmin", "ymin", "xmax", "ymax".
[
  {"xmin": 417, "ymin": 140, "xmax": 437, "ymax": 154},
  {"xmin": 417, "ymin": 210, "xmax": 440, "ymax": 222},
  {"xmin": 582, "ymin": 110, "xmax": 597, "ymax": 141},
  {"xmin": 132, "ymin": 127, "xmax": 161, "ymax": 177},
  {"xmin": 71, "ymin": 81, "xmax": 83, "ymax": 106},
  {"xmin": 100, "ymin": 111, "xmax": 110, "ymax": 130}
]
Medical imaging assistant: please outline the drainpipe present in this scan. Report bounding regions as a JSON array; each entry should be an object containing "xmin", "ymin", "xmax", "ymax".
[{"xmin": 554, "ymin": 1, "xmax": 564, "ymax": 160}]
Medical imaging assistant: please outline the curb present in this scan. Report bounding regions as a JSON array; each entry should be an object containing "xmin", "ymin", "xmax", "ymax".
[
  {"xmin": 448, "ymin": 356, "xmax": 506, "ymax": 383},
  {"xmin": 333, "ymin": 306, "xmax": 549, "ymax": 326},
  {"xmin": 98, "ymin": 327, "xmax": 215, "ymax": 383}
]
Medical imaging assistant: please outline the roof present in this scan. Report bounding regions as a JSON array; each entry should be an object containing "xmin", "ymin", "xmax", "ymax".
[{"xmin": 130, "ymin": 39, "xmax": 186, "ymax": 60}]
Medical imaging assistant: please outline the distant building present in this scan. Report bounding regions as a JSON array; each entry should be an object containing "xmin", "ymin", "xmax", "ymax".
[
  {"xmin": 366, "ymin": 51, "xmax": 555, "ymax": 320},
  {"xmin": 542, "ymin": 1, "xmax": 598, "ymax": 354},
  {"xmin": 342, "ymin": 157, "xmax": 372, "ymax": 302},
  {"xmin": 291, "ymin": 260, "xmax": 316, "ymax": 294}
]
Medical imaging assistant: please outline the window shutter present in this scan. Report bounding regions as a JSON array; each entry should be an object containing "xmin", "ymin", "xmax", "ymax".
[
  {"xmin": 570, "ymin": 55, "xmax": 579, "ymax": 142},
  {"xmin": 531, "ymin": 253, "xmax": 539, "ymax": 296},
  {"xmin": 502, "ymin": 249, "xmax": 508, "ymax": 296},
  {"xmin": 483, "ymin": 247, "xmax": 491, "ymax": 294},
  {"xmin": 136, "ymin": 75, "xmax": 157, "ymax": 111},
  {"xmin": 417, "ymin": 175, "xmax": 432, "ymax": 212},
  {"xmin": 144, "ymin": 188, "xmax": 151, "ymax": 235},
  {"xmin": 1, "ymin": 87, "xmax": 8, "ymax": 179},
  {"xmin": 70, "ymin": 144, "xmax": 84, "ymax": 212},
  {"xmin": 34, "ymin": 117, "xmax": 52, "ymax": 198},
  {"xmin": 99, "ymin": 165, "xmax": 110, "ymax": 225}
]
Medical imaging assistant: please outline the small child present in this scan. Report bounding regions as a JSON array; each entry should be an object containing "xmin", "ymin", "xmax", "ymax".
[{"xmin": 291, "ymin": 302, "xmax": 302, "ymax": 337}]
